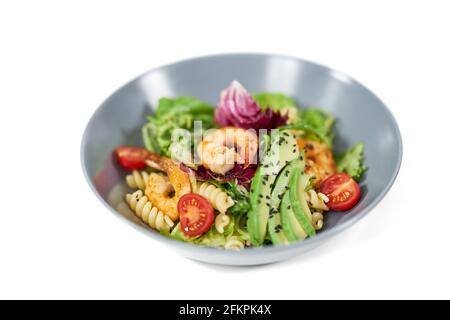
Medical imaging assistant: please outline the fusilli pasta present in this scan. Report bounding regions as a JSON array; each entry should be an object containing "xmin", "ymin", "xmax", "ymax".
[
  {"xmin": 126, "ymin": 170, "xmax": 149, "ymax": 190},
  {"xmin": 214, "ymin": 213, "xmax": 231, "ymax": 234},
  {"xmin": 311, "ymin": 211, "xmax": 324, "ymax": 230},
  {"xmin": 224, "ymin": 236, "xmax": 245, "ymax": 250},
  {"xmin": 305, "ymin": 189, "xmax": 329, "ymax": 211},
  {"xmin": 125, "ymin": 190, "xmax": 174, "ymax": 233},
  {"xmin": 197, "ymin": 182, "xmax": 235, "ymax": 214}
]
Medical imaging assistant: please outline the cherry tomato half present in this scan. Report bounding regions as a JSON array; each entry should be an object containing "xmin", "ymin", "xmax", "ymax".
[
  {"xmin": 115, "ymin": 146, "xmax": 150, "ymax": 171},
  {"xmin": 178, "ymin": 194, "xmax": 214, "ymax": 237},
  {"xmin": 319, "ymin": 173, "xmax": 361, "ymax": 211}
]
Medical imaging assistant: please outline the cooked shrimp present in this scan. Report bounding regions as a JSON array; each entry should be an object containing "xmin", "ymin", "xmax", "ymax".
[
  {"xmin": 297, "ymin": 138, "xmax": 336, "ymax": 188},
  {"xmin": 144, "ymin": 154, "xmax": 191, "ymax": 221},
  {"xmin": 197, "ymin": 127, "xmax": 258, "ymax": 175}
]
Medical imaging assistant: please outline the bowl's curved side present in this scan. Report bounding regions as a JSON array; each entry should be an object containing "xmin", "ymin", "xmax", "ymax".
[{"xmin": 81, "ymin": 53, "xmax": 402, "ymax": 266}]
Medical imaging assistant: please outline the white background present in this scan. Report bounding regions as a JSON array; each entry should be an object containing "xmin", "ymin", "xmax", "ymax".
[{"xmin": 1, "ymin": 0, "xmax": 449, "ymax": 300}]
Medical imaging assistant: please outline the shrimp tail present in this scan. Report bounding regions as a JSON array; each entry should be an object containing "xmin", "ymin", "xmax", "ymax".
[{"xmin": 144, "ymin": 151, "xmax": 169, "ymax": 171}]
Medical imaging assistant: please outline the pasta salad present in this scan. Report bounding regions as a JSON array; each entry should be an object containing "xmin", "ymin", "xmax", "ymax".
[{"xmin": 113, "ymin": 81, "xmax": 367, "ymax": 249}]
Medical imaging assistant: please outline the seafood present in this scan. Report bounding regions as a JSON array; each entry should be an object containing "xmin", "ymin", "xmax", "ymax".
[
  {"xmin": 297, "ymin": 138, "xmax": 336, "ymax": 187},
  {"xmin": 197, "ymin": 127, "xmax": 258, "ymax": 175},
  {"xmin": 144, "ymin": 153, "xmax": 191, "ymax": 221}
]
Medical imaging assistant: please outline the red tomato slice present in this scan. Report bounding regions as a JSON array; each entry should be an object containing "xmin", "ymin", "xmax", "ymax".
[
  {"xmin": 320, "ymin": 173, "xmax": 361, "ymax": 211},
  {"xmin": 178, "ymin": 194, "xmax": 214, "ymax": 237},
  {"xmin": 115, "ymin": 146, "xmax": 150, "ymax": 171}
]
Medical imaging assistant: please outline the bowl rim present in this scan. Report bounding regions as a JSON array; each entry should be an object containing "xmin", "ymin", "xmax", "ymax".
[{"xmin": 80, "ymin": 52, "xmax": 403, "ymax": 258}]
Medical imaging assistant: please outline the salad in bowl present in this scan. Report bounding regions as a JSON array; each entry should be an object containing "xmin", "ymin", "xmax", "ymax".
[{"xmin": 112, "ymin": 80, "xmax": 366, "ymax": 250}]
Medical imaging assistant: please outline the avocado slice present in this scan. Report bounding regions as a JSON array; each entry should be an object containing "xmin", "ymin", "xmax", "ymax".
[
  {"xmin": 280, "ymin": 192, "xmax": 307, "ymax": 242},
  {"xmin": 247, "ymin": 166, "xmax": 272, "ymax": 245},
  {"xmin": 298, "ymin": 173, "xmax": 314, "ymax": 224},
  {"xmin": 268, "ymin": 158, "xmax": 301, "ymax": 245},
  {"xmin": 248, "ymin": 130, "xmax": 300, "ymax": 246},
  {"xmin": 289, "ymin": 167, "xmax": 316, "ymax": 237}
]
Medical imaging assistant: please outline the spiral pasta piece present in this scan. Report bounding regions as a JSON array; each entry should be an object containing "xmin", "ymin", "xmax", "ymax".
[
  {"xmin": 197, "ymin": 182, "xmax": 234, "ymax": 214},
  {"xmin": 224, "ymin": 237, "xmax": 245, "ymax": 250},
  {"xmin": 311, "ymin": 212, "xmax": 324, "ymax": 230},
  {"xmin": 126, "ymin": 170, "xmax": 150, "ymax": 190},
  {"xmin": 214, "ymin": 213, "xmax": 231, "ymax": 234},
  {"xmin": 305, "ymin": 189, "xmax": 329, "ymax": 211},
  {"xmin": 125, "ymin": 190, "xmax": 174, "ymax": 233}
]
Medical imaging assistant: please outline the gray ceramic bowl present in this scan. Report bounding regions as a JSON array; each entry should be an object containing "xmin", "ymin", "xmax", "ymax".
[{"xmin": 81, "ymin": 53, "xmax": 402, "ymax": 266}]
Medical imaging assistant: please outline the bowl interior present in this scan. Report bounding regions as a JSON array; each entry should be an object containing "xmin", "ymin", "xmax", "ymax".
[{"xmin": 81, "ymin": 54, "xmax": 402, "ymax": 264}]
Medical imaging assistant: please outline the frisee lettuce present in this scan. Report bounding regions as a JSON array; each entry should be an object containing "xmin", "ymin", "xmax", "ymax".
[
  {"xmin": 336, "ymin": 142, "xmax": 367, "ymax": 181},
  {"xmin": 206, "ymin": 180, "xmax": 251, "ymax": 217},
  {"xmin": 222, "ymin": 181, "xmax": 251, "ymax": 216},
  {"xmin": 280, "ymin": 109, "xmax": 335, "ymax": 147}
]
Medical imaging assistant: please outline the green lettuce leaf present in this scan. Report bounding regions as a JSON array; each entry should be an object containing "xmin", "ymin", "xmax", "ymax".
[
  {"xmin": 169, "ymin": 215, "xmax": 245, "ymax": 248},
  {"xmin": 336, "ymin": 143, "xmax": 367, "ymax": 181},
  {"xmin": 280, "ymin": 108, "xmax": 335, "ymax": 147},
  {"xmin": 253, "ymin": 92, "xmax": 299, "ymax": 124},
  {"xmin": 142, "ymin": 97, "xmax": 215, "ymax": 156},
  {"xmin": 253, "ymin": 92, "xmax": 296, "ymax": 111},
  {"xmin": 222, "ymin": 181, "xmax": 251, "ymax": 217},
  {"xmin": 155, "ymin": 96, "xmax": 214, "ymax": 118}
]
